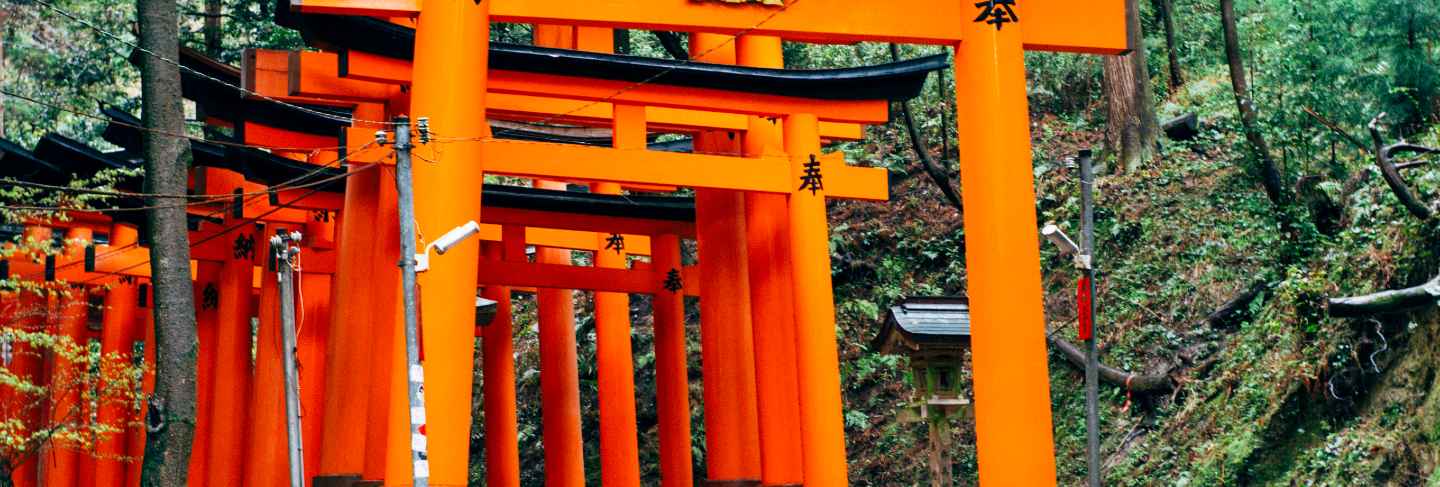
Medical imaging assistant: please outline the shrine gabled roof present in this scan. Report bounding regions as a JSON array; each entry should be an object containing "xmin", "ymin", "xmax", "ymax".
[
  {"xmin": 873, "ymin": 296, "xmax": 971, "ymax": 354},
  {"xmin": 0, "ymin": 138, "xmax": 67, "ymax": 185},
  {"xmin": 276, "ymin": 1, "xmax": 947, "ymax": 102},
  {"xmin": 127, "ymin": 47, "xmax": 354, "ymax": 137},
  {"xmin": 99, "ymin": 110, "xmax": 696, "ymax": 221},
  {"xmin": 102, "ymin": 108, "xmax": 350, "ymax": 194}
]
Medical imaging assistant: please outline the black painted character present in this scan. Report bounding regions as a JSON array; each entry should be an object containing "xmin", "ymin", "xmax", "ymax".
[
  {"xmin": 974, "ymin": 0, "xmax": 1019, "ymax": 30},
  {"xmin": 233, "ymin": 233, "xmax": 255, "ymax": 261},
  {"xmin": 663, "ymin": 268, "xmax": 683, "ymax": 293},
  {"xmin": 202, "ymin": 283, "xmax": 219, "ymax": 310},
  {"xmin": 798, "ymin": 154, "xmax": 824, "ymax": 195},
  {"xmin": 605, "ymin": 233, "xmax": 625, "ymax": 254}
]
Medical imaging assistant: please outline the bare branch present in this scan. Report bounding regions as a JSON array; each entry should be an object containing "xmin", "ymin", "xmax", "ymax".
[
  {"xmin": 1302, "ymin": 106, "xmax": 1367, "ymax": 152},
  {"xmin": 1368, "ymin": 114, "xmax": 1434, "ymax": 221},
  {"xmin": 651, "ymin": 31, "xmax": 688, "ymax": 61},
  {"xmin": 889, "ymin": 43, "xmax": 963, "ymax": 213}
]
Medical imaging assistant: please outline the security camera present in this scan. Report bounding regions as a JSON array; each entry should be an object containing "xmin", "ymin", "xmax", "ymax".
[
  {"xmin": 1041, "ymin": 223, "xmax": 1079, "ymax": 256},
  {"xmin": 432, "ymin": 221, "xmax": 482, "ymax": 255},
  {"xmin": 416, "ymin": 220, "xmax": 482, "ymax": 272}
]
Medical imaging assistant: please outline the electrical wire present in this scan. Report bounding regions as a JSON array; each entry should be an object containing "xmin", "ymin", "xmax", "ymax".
[
  {"xmin": 2, "ymin": 141, "xmax": 379, "ymax": 214},
  {"xmin": 34, "ymin": 144, "xmax": 381, "ymax": 275},
  {"xmin": 0, "ymin": 87, "xmax": 347, "ymax": 153},
  {"xmin": 75, "ymin": 167, "xmax": 375, "ymax": 286},
  {"xmin": 29, "ymin": 0, "xmax": 396, "ymax": 127}
]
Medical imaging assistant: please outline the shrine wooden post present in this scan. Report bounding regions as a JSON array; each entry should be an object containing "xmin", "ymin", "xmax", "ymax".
[
  {"xmin": 650, "ymin": 233, "xmax": 693, "ymax": 487},
  {"xmin": 188, "ymin": 261, "xmax": 222, "ymax": 486},
  {"xmin": 530, "ymin": 26, "xmax": 587, "ymax": 487},
  {"xmin": 42, "ymin": 226, "xmax": 91, "ymax": 487},
  {"xmin": 207, "ymin": 172, "xmax": 256, "ymax": 487},
  {"xmin": 480, "ymin": 230, "xmax": 524, "ymax": 487},
  {"xmin": 595, "ymin": 102, "xmax": 645, "ymax": 487},
  {"xmin": 95, "ymin": 224, "xmax": 141, "ymax": 487}
]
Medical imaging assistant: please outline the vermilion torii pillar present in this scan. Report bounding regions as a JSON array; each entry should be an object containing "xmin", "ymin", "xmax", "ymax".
[
  {"xmin": 649, "ymin": 233, "xmax": 693, "ymax": 487},
  {"xmin": 206, "ymin": 168, "xmax": 257, "ymax": 487},
  {"xmin": 738, "ymin": 34, "xmax": 806, "ymax": 487},
  {"xmin": 952, "ymin": 6, "xmax": 1059, "ymax": 482},
  {"xmin": 529, "ymin": 24, "xmax": 587, "ymax": 487},
  {"xmin": 408, "ymin": 0, "xmax": 493, "ymax": 484},
  {"xmin": 691, "ymin": 32, "xmax": 764, "ymax": 486}
]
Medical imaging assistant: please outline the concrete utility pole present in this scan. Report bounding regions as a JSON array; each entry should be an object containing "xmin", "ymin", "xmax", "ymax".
[
  {"xmin": 387, "ymin": 115, "xmax": 432, "ymax": 487},
  {"xmin": 1079, "ymin": 149, "xmax": 1100, "ymax": 487},
  {"xmin": 270, "ymin": 230, "xmax": 306, "ymax": 487}
]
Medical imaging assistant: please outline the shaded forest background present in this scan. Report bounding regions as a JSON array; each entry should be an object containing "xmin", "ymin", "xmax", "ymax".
[{"xmin": 2, "ymin": 0, "xmax": 1440, "ymax": 484}]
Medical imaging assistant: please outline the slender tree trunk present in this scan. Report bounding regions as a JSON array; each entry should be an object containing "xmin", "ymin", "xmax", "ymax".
[
  {"xmin": 136, "ymin": 0, "xmax": 198, "ymax": 484},
  {"xmin": 1, "ymin": 15, "xmax": 8, "ymax": 139},
  {"xmin": 203, "ymin": 0, "xmax": 221, "ymax": 55},
  {"xmin": 1220, "ymin": 0, "xmax": 1288, "ymax": 205},
  {"xmin": 196, "ymin": 0, "xmax": 220, "ymax": 136},
  {"xmin": 1103, "ymin": 0, "xmax": 1159, "ymax": 173},
  {"xmin": 890, "ymin": 44, "xmax": 963, "ymax": 212},
  {"xmin": 1153, "ymin": 0, "xmax": 1183, "ymax": 89}
]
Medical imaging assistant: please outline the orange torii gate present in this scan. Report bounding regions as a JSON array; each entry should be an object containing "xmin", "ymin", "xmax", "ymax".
[{"xmin": 289, "ymin": 1, "xmax": 1125, "ymax": 486}]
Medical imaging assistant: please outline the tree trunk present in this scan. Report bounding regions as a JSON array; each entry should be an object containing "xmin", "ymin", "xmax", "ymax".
[
  {"xmin": 1103, "ymin": 0, "xmax": 1159, "ymax": 173},
  {"xmin": 1, "ymin": 15, "xmax": 8, "ymax": 139},
  {"xmin": 203, "ymin": 0, "xmax": 220, "ymax": 55},
  {"xmin": 653, "ymin": 31, "xmax": 688, "ymax": 60},
  {"xmin": 1220, "ymin": 0, "xmax": 1288, "ymax": 205},
  {"xmin": 1153, "ymin": 0, "xmax": 1183, "ymax": 89},
  {"xmin": 136, "ymin": 0, "xmax": 198, "ymax": 484}
]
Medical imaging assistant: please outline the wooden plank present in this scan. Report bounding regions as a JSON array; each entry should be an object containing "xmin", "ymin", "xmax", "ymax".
[
  {"xmin": 293, "ymin": 0, "xmax": 418, "ymax": 17},
  {"xmin": 474, "ymin": 259, "xmax": 658, "ymax": 294},
  {"xmin": 343, "ymin": 130, "xmax": 886, "ymax": 199},
  {"xmin": 289, "ymin": 50, "xmax": 396, "ymax": 102},
  {"xmin": 488, "ymin": 70, "xmax": 889, "ymax": 123},
  {"xmin": 484, "ymin": 207, "xmax": 694, "ymax": 238}
]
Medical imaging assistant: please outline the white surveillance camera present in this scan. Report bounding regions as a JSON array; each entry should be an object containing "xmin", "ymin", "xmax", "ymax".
[
  {"xmin": 1041, "ymin": 223, "xmax": 1080, "ymax": 256},
  {"xmin": 432, "ymin": 221, "xmax": 482, "ymax": 255}
]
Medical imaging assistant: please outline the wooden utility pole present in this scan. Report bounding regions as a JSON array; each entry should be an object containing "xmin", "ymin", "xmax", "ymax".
[{"xmin": 136, "ymin": 0, "xmax": 199, "ymax": 484}]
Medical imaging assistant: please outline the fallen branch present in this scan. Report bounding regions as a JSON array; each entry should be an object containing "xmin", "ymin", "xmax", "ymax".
[
  {"xmin": 1048, "ymin": 280, "xmax": 1269, "ymax": 394},
  {"xmin": 1328, "ymin": 273, "xmax": 1440, "ymax": 318},
  {"xmin": 1369, "ymin": 114, "xmax": 1438, "ymax": 221},
  {"xmin": 1303, "ymin": 106, "xmax": 1368, "ymax": 152},
  {"xmin": 1048, "ymin": 334, "xmax": 1174, "ymax": 392},
  {"xmin": 1205, "ymin": 280, "xmax": 1269, "ymax": 328},
  {"xmin": 889, "ymin": 43, "xmax": 963, "ymax": 213}
]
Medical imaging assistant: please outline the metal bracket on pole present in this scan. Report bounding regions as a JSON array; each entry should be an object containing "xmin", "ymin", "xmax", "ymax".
[
  {"xmin": 270, "ymin": 230, "xmax": 306, "ymax": 487},
  {"xmin": 390, "ymin": 115, "xmax": 431, "ymax": 487}
]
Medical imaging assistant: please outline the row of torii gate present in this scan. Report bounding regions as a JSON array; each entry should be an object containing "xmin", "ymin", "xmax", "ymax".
[{"xmin": 0, "ymin": 1, "xmax": 1125, "ymax": 485}]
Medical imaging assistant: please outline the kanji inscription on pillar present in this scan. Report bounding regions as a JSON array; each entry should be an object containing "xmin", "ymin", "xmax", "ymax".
[
  {"xmin": 798, "ymin": 154, "xmax": 824, "ymax": 195},
  {"xmin": 973, "ymin": 0, "xmax": 1019, "ymax": 30}
]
